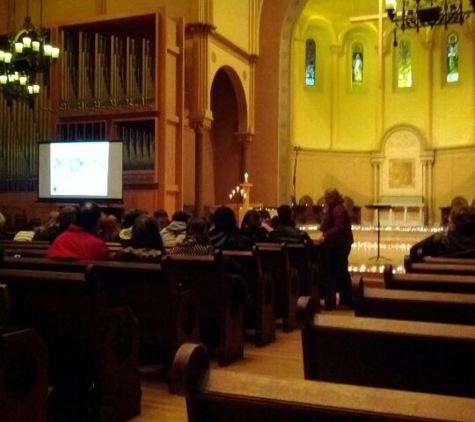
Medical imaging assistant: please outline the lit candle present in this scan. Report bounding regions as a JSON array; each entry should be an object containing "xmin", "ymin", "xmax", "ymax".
[
  {"xmin": 27, "ymin": 85, "xmax": 33, "ymax": 94},
  {"xmin": 32, "ymin": 41, "xmax": 40, "ymax": 52},
  {"xmin": 0, "ymin": 51, "xmax": 4, "ymax": 62},
  {"xmin": 0, "ymin": 75, "xmax": 7, "ymax": 84},
  {"xmin": 4, "ymin": 52, "xmax": 12, "ymax": 63},
  {"xmin": 51, "ymin": 47, "xmax": 60, "ymax": 58},
  {"xmin": 229, "ymin": 193, "xmax": 232, "ymax": 200},
  {"xmin": 32, "ymin": 84, "xmax": 40, "ymax": 94},
  {"xmin": 22, "ymin": 37, "xmax": 32, "ymax": 48},
  {"xmin": 14, "ymin": 42, "xmax": 23, "ymax": 53},
  {"xmin": 19, "ymin": 76, "xmax": 27, "ymax": 85},
  {"xmin": 244, "ymin": 172, "xmax": 248, "ymax": 183},
  {"xmin": 44, "ymin": 44, "xmax": 52, "ymax": 56}
]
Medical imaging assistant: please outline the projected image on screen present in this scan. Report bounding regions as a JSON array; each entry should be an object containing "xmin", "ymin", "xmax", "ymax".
[{"xmin": 50, "ymin": 142, "xmax": 109, "ymax": 196}]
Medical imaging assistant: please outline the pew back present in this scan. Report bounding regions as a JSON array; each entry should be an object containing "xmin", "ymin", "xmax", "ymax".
[
  {"xmin": 163, "ymin": 252, "xmax": 244, "ymax": 366},
  {"xmin": 0, "ymin": 267, "xmax": 141, "ymax": 422},
  {"xmin": 354, "ymin": 277, "xmax": 475, "ymax": 325},
  {"xmin": 255, "ymin": 243, "xmax": 299, "ymax": 331},
  {"xmin": 384, "ymin": 264, "xmax": 475, "ymax": 293},
  {"xmin": 171, "ymin": 343, "xmax": 475, "ymax": 422},
  {"xmin": 87, "ymin": 260, "xmax": 200, "ymax": 366},
  {"xmin": 223, "ymin": 248, "xmax": 275, "ymax": 347},
  {"xmin": 0, "ymin": 328, "xmax": 48, "ymax": 422},
  {"xmin": 297, "ymin": 296, "xmax": 475, "ymax": 397}
]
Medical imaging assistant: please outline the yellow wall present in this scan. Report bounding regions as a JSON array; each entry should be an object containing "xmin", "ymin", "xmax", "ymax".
[{"xmin": 213, "ymin": 1, "xmax": 250, "ymax": 53}]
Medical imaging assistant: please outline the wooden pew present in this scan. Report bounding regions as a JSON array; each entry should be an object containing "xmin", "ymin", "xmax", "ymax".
[
  {"xmin": 3, "ymin": 248, "xmax": 49, "ymax": 258},
  {"xmin": 0, "ymin": 267, "xmax": 141, "ymax": 422},
  {"xmin": 163, "ymin": 252, "xmax": 244, "ymax": 366},
  {"xmin": 86, "ymin": 260, "xmax": 200, "ymax": 367},
  {"xmin": 0, "ymin": 257, "xmax": 200, "ymax": 368},
  {"xmin": 286, "ymin": 241, "xmax": 320, "ymax": 305},
  {"xmin": 384, "ymin": 264, "xmax": 475, "ymax": 293},
  {"xmin": 0, "ymin": 328, "xmax": 48, "ymax": 422},
  {"xmin": 0, "ymin": 284, "xmax": 10, "ymax": 325},
  {"xmin": 223, "ymin": 248, "xmax": 276, "ymax": 347},
  {"xmin": 297, "ymin": 296, "xmax": 475, "ymax": 397},
  {"xmin": 0, "ymin": 240, "xmax": 122, "ymax": 258},
  {"xmin": 1, "ymin": 256, "xmax": 94, "ymax": 272},
  {"xmin": 353, "ymin": 276, "xmax": 475, "ymax": 325},
  {"xmin": 170, "ymin": 343, "xmax": 475, "ymax": 422},
  {"xmin": 255, "ymin": 243, "xmax": 300, "ymax": 331},
  {"xmin": 405, "ymin": 255, "xmax": 475, "ymax": 275}
]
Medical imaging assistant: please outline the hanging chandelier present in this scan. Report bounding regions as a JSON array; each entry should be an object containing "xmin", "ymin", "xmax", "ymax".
[
  {"xmin": 386, "ymin": 0, "xmax": 475, "ymax": 31},
  {"xmin": 0, "ymin": 0, "xmax": 59, "ymax": 104}
]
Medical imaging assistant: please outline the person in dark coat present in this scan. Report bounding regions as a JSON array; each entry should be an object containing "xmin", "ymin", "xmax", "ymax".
[{"xmin": 317, "ymin": 188, "xmax": 354, "ymax": 310}]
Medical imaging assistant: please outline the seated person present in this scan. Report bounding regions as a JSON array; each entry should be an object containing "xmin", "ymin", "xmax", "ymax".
[
  {"xmin": 47, "ymin": 202, "xmax": 111, "ymax": 261},
  {"xmin": 268, "ymin": 204, "xmax": 311, "ymax": 243},
  {"xmin": 169, "ymin": 217, "xmax": 213, "ymax": 255},
  {"xmin": 13, "ymin": 217, "xmax": 43, "ymax": 242},
  {"xmin": 114, "ymin": 214, "xmax": 164, "ymax": 262},
  {"xmin": 118, "ymin": 208, "xmax": 148, "ymax": 246},
  {"xmin": 160, "ymin": 211, "xmax": 190, "ymax": 249},
  {"xmin": 209, "ymin": 206, "xmax": 253, "ymax": 251},
  {"xmin": 99, "ymin": 214, "xmax": 121, "ymax": 243},
  {"xmin": 33, "ymin": 211, "xmax": 60, "ymax": 242},
  {"xmin": 240, "ymin": 210, "xmax": 269, "ymax": 243},
  {"xmin": 410, "ymin": 205, "xmax": 475, "ymax": 259},
  {"xmin": 258, "ymin": 209, "xmax": 274, "ymax": 232},
  {"xmin": 153, "ymin": 209, "xmax": 170, "ymax": 231}
]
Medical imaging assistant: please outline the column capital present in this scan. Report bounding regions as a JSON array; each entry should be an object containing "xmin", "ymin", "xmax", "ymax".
[
  {"xmin": 235, "ymin": 131, "xmax": 254, "ymax": 146},
  {"xmin": 185, "ymin": 22, "xmax": 216, "ymax": 37},
  {"xmin": 191, "ymin": 119, "xmax": 213, "ymax": 135}
]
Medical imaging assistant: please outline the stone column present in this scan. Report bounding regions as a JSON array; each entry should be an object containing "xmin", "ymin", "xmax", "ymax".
[
  {"xmin": 235, "ymin": 132, "xmax": 254, "ymax": 182},
  {"xmin": 186, "ymin": 22, "xmax": 215, "ymax": 216},
  {"xmin": 191, "ymin": 119, "xmax": 212, "ymax": 216}
]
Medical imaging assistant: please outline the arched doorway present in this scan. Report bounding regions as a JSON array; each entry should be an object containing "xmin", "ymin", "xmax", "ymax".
[{"xmin": 209, "ymin": 67, "xmax": 248, "ymax": 207}]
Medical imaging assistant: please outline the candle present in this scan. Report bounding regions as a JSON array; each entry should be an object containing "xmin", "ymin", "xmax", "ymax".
[
  {"xmin": 244, "ymin": 172, "xmax": 248, "ymax": 183},
  {"xmin": 51, "ymin": 47, "xmax": 60, "ymax": 58},
  {"xmin": 15, "ymin": 42, "xmax": 23, "ymax": 53},
  {"xmin": 22, "ymin": 37, "xmax": 32, "ymax": 48},
  {"xmin": 44, "ymin": 44, "xmax": 52, "ymax": 56},
  {"xmin": 32, "ymin": 41, "xmax": 40, "ymax": 52}
]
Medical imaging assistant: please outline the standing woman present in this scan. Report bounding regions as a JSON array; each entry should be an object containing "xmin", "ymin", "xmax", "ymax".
[{"xmin": 318, "ymin": 188, "xmax": 354, "ymax": 310}]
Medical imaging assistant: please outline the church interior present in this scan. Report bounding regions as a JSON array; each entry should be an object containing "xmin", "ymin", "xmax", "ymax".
[{"xmin": 1, "ymin": 0, "xmax": 475, "ymax": 421}]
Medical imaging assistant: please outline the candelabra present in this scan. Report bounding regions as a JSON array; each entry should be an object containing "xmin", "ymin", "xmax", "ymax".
[{"xmin": 0, "ymin": 0, "xmax": 60, "ymax": 104}]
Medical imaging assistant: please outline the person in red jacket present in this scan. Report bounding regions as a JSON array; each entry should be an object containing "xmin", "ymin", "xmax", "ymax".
[
  {"xmin": 318, "ymin": 188, "xmax": 354, "ymax": 310},
  {"xmin": 47, "ymin": 202, "xmax": 111, "ymax": 261}
]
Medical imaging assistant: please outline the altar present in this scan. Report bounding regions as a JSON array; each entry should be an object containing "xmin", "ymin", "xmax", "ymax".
[
  {"xmin": 371, "ymin": 126, "xmax": 434, "ymax": 227},
  {"xmin": 373, "ymin": 196, "xmax": 425, "ymax": 226}
]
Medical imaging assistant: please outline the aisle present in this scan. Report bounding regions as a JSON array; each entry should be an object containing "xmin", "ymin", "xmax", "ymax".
[{"xmin": 131, "ymin": 329, "xmax": 306, "ymax": 421}]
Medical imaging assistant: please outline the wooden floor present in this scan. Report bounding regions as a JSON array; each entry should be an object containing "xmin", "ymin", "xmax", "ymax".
[{"xmin": 130, "ymin": 311, "xmax": 351, "ymax": 422}]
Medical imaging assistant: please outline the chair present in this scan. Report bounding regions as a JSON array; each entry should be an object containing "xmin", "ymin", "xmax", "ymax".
[{"xmin": 298, "ymin": 195, "xmax": 313, "ymax": 206}]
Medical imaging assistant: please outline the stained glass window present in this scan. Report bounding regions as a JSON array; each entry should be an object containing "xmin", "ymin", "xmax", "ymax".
[
  {"xmin": 397, "ymin": 39, "xmax": 412, "ymax": 88},
  {"xmin": 352, "ymin": 43, "xmax": 364, "ymax": 88},
  {"xmin": 305, "ymin": 39, "xmax": 316, "ymax": 86},
  {"xmin": 446, "ymin": 32, "xmax": 459, "ymax": 83}
]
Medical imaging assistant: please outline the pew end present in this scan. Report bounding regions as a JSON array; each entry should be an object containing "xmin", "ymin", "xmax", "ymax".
[
  {"xmin": 0, "ymin": 328, "xmax": 48, "ymax": 422},
  {"xmin": 170, "ymin": 343, "xmax": 475, "ymax": 422}
]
